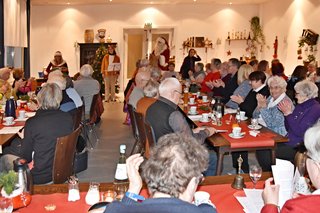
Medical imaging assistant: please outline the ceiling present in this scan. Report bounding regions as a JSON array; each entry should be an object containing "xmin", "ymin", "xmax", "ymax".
[{"xmin": 31, "ymin": 0, "xmax": 271, "ymax": 6}]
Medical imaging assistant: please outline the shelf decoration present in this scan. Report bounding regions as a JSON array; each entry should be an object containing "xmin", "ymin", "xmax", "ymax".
[
  {"xmin": 249, "ymin": 16, "xmax": 266, "ymax": 57},
  {"xmin": 297, "ymin": 29, "xmax": 319, "ymax": 64},
  {"xmin": 204, "ymin": 38, "xmax": 213, "ymax": 53},
  {"xmin": 182, "ymin": 37, "xmax": 213, "ymax": 55},
  {"xmin": 98, "ymin": 29, "xmax": 106, "ymax": 43}
]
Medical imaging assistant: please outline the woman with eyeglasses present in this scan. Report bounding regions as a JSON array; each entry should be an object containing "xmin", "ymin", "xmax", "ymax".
[
  {"xmin": 103, "ymin": 133, "xmax": 217, "ymax": 213},
  {"xmin": 261, "ymin": 123, "xmax": 320, "ymax": 212}
]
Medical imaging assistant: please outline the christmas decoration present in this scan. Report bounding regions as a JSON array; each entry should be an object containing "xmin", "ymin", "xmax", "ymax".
[{"xmin": 92, "ymin": 44, "xmax": 108, "ymax": 94}]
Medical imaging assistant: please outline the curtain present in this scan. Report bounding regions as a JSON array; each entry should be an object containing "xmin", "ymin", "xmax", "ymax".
[{"xmin": 4, "ymin": 0, "xmax": 27, "ymax": 47}]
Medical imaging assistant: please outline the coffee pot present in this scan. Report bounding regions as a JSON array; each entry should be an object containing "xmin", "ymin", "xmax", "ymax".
[
  {"xmin": 5, "ymin": 96, "xmax": 16, "ymax": 118},
  {"xmin": 13, "ymin": 158, "xmax": 32, "ymax": 194}
]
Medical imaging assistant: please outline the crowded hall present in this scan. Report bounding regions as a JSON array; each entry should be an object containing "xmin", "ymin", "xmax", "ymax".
[{"xmin": 0, "ymin": 0, "xmax": 320, "ymax": 212}]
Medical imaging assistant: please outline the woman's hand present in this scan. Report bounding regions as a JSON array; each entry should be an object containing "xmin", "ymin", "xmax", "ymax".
[
  {"xmin": 230, "ymin": 94, "xmax": 244, "ymax": 104},
  {"xmin": 256, "ymin": 94, "xmax": 267, "ymax": 109},
  {"xmin": 127, "ymin": 154, "xmax": 144, "ymax": 194},
  {"xmin": 278, "ymin": 99, "xmax": 293, "ymax": 116},
  {"xmin": 262, "ymin": 178, "xmax": 279, "ymax": 206}
]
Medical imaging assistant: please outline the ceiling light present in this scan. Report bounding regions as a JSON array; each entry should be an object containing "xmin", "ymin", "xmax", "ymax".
[
  {"xmin": 67, "ymin": 2, "xmax": 70, "ymax": 5},
  {"xmin": 229, "ymin": 2, "xmax": 232, "ymax": 5},
  {"xmin": 109, "ymin": 0, "xmax": 112, "ymax": 2}
]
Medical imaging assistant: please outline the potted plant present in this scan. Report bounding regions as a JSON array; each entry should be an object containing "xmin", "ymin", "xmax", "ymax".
[
  {"xmin": 0, "ymin": 171, "xmax": 31, "ymax": 209},
  {"xmin": 249, "ymin": 16, "xmax": 266, "ymax": 57}
]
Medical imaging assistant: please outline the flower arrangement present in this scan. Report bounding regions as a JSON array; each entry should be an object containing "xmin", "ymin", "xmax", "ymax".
[{"xmin": 0, "ymin": 171, "xmax": 18, "ymax": 196}]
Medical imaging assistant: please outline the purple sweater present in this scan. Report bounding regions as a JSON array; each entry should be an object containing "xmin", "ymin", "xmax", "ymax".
[{"xmin": 285, "ymin": 98, "xmax": 320, "ymax": 147}]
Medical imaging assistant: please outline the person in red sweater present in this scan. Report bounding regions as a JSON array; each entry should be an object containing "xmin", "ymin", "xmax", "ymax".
[
  {"xmin": 261, "ymin": 123, "xmax": 320, "ymax": 213},
  {"xmin": 201, "ymin": 58, "xmax": 221, "ymax": 96}
]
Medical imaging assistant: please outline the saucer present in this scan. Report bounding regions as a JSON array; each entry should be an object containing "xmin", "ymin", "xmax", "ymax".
[
  {"xmin": 188, "ymin": 102, "xmax": 197, "ymax": 105},
  {"xmin": 229, "ymin": 133, "xmax": 245, "ymax": 139},
  {"xmin": 3, "ymin": 121, "xmax": 15, "ymax": 126},
  {"xmin": 199, "ymin": 118, "xmax": 210, "ymax": 123},
  {"xmin": 240, "ymin": 116, "xmax": 248, "ymax": 121},
  {"xmin": 188, "ymin": 111, "xmax": 198, "ymax": 115},
  {"xmin": 248, "ymin": 124, "xmax": 262, "ymax": 130}
]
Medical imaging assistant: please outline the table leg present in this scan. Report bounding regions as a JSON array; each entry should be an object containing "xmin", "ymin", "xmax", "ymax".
[
  {"xmin": 271, "ymin": 148, "xmax": 276, "ymax": 165},
  {"xmin": 216, "ymin": 149, "xmax": 225, "ymax": 176}
]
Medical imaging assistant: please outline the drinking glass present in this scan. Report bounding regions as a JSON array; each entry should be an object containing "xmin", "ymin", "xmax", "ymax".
[
  {"xmin": 0, "ymin": 197, "xmax": 13, "ymax": 213},
  {"xmin": 251, "ymin": 118, "xmax": 258, "ymax": 129},
  {"xmin": 249, "ymin": 165, "xmax": 262, "ymax": 189}
]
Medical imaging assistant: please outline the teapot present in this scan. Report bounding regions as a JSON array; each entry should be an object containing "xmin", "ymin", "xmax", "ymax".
[{"xmin": 5, "ymin": 96, "xmax": 16, "ymax": 118}]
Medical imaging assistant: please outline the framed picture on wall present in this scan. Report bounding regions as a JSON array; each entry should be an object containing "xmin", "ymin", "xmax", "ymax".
[{"xmin": 195, "ymin": 37, "xmax": 205, "ymax": 47}]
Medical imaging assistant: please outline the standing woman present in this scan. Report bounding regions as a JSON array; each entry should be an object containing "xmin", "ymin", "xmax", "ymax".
[
  {"xmin": 45, "ymin": 51, "xmax": 68, "ymax": 77},
  {"xmin": 180, "ymin": 49, "xmax": 201, "ymax": 80},
  {"xmin": 101, "ymin": 45, "xmax": 120, "ymax": 102}
]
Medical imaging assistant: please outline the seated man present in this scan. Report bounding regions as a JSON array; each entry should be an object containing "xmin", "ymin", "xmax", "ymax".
[
  {"xmin": 104, "ymin": 133, "xmax": 217, "ymax": 213},
  {"xmin": 0, "ymin": 83, "xmax": 74, "ymax": 184},
  {"xmin": 146, "ymin": 77, "xmax": 217, "ymax": 175},
  {"xmin": 128, "ymin": 71, "xmax": 151, "ymax": 109}
]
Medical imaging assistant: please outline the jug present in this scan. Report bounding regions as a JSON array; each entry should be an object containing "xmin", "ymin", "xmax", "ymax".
[{"xmin": 5, "ymin": 96, "xmax": 16, "ymax": 118}]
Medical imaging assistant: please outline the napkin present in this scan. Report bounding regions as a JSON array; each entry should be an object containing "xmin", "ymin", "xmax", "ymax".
[
  {"xmin": 188, "ymin": 115, "xmax": 202, "ymax": 121},
  {"xmin": 0, "ymin": 126, "xmax": 24, "ymax": 134}
]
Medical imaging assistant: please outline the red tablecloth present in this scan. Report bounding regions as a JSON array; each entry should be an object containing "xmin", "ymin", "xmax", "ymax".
[
  {"xmin": 17, "ymin": 182, "xmax": 264, "ymax": 213},
  {"xmin": 196, "ymin": 116, "xmax": 276, "ymax": 148}
]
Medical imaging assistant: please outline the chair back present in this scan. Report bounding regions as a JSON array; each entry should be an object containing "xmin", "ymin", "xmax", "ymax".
[
  {"xmin": 73, "ymin": 105, "xmax": 84, "ymax": 130},
  {"xmin": 52, "ymin": 125, "xmax": 82, "ymax": 184},
  {"xmin": 127, "ymin": 104, "xmax": 139, "ymax": 140},
  {"xmin": 144, "ymin": 121, "xmax": 156, "ymax": 150},
  {"xmin": 131, "ymin": 110, "xmax": 147, "ymax": 156},
  {"xmin": 89, "ymin": 93, "xmax": 104, "ymax": 124}
]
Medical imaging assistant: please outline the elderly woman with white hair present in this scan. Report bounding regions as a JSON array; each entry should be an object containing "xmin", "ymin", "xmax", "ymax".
[
  {"xmin": 278, "ymin": 80, "xmax": 320, "ymax": 161},
  {"xmin": 74, "ymin": 64, "xmax": 100, "ymax": 117},
  {"xmin": 261, "ymin": 123, "xmax": 320, "ymax": 212}
]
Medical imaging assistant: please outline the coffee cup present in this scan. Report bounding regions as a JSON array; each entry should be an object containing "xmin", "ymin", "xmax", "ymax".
[
  {"xmin": 18, "ymin": 110, "xmax": 26, "ymax": 119},
  {"xmin": 202, "ymin": 113, "xmax": 209, "ymax": 122},
  {"xmin": 4, "ymin": 117, "xmax": 14, "ymax": 125},
  {"xmin": 202, "ymin": 96, "xmax": 208, "ymax": 102},
  {"xmin": 240, "ymin": 111, "xmax": 246, "ymax": 120},
  {"xmin": 190, "ymin": 106, "xmax": 197, "ymax": 114},
  {"xmin": 194, "ymin": 191, "xmax": 210, "ymax": 206},
  {"xmin": 232, "ymin": 126, "xmax": 242, "ymax": 137},
  {"xmin": 189, "ymin": 97, "xmax": 195, "ymax": 104}
]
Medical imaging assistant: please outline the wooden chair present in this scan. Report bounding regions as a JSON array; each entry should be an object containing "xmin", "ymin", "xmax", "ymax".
[
  {"xmin": 73, "ymin": 104, "xmax": 84, "ymax": 130},
  {"xmin": 144, "ymin": 121, "xmax": 156, "ymax": 154},
  {"xmin": 127, "ymin": 104, "xmax": 139, "ymax": 141},
  {"xmin": 130, "ymin": 110, "xmax": 146, "ymax": 156},
  {"xmin": 52, "ymin": 125, "xmax": 82, "ymax": 184}
]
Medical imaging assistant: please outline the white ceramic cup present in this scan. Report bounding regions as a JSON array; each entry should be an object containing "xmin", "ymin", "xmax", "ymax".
[
  {"xmin": 190, "ymin": 106, "xmax": 197, "ymax": 114},
  {"xmin": 202, "ymin": 96, "xmax": 208, "ymax": 102},
  {"xmin": 240, "ymin": 111, "xmax": 246, "ymax": 120},
  {"xmin": 232, "ymin": 127, "xmax": 242, "ymax": 137},
  {"xmin": 4, "ymin": 117, "xmax": 14, "ymax": 125},
  {"xmin": 189, "ymin": 97, "xmax": 195, "ymax": 104},
  {"xmin": 202, "ymin": 113, "xmax": 209, "ymax": 122},
  {"xmin": 194, "ymin": 191, "xmax": 210, "ymax": 206},
  {"xmin": 19, "ymin": 110, "xmax": 26, "ymax": 119}
]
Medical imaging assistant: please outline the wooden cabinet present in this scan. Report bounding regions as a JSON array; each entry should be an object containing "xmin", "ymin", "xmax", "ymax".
[{"xmin": 79, "ymin": 43, "xmax": 117, "ymax": 67}]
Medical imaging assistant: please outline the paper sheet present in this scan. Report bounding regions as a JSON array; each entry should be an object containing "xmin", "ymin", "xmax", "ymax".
[
  {"xmin": 107, "ymin": 63, "xmax": 121, "ymax": 71},
  {"xmin": 0, "ymin": 126, "xmax": 24, "ymax": 134},
  {"xmin": 188, "ymin": 115, "xmax": 202, "ymax": 121},
  {"xmin": 235, "ymin": 189, "xmax": 264, "ymax": 213}
]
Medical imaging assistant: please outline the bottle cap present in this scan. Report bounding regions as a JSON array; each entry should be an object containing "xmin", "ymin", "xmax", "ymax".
[{"xmin": 120, "ymin": 144, "xmax": 126, "ymax": 153}]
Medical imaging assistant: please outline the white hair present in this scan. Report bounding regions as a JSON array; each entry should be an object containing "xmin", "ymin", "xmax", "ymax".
[
  {"xmin": 47, "ymin": 71, "xmax": 66, "ymax": 90},
  {"xmin": 267, "ymin": 76, "xmax": 287, "ymax": 90},
  {"xmin": 159, "ymin": 77, "xmax": 180, "ymax": 97},
  {"xmin": 80, "ymin": 64, "xmax": 94, "ymax": 77},
  {"xmin": 304, "ymin": 123, "xmax": 320, "ymax": 163},
  {"xmin": 294, "ymin": 79, "xmax": 318, "ymax": 99}
]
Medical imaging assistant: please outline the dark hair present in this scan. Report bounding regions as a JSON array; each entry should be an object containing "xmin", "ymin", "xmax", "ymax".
[
  {"xmin": 229, "ymin": 58, "xmax": 240, "ymax": 69},
  {"xmin": 211, "ymin": 58, "xmax": 222, "ymax": 68},
  {"xmin": 188, "ymin": 48, "xmax": 196, "ymax": 55},
  {"xmin": 12, "ymin": 68, "xmax": 24, "ymax": 81},
  {"xmin": 257, "ymin": 60, "xmax": 269, "ymax": 72},
  {"xmin": 249, "ymin": 71, "xmax": 266, "ymax": 83},
  {"xmin": 142, "ymin": 133, "xmax": 209, "ymax": 198},
  {"xmin": 271, "ymin": 62, "xmax": 284, "ymax": 76},
  {"xmin": 291, "ymin": 65, "xmax": 308, "ymax": 81},
  {"xmin": 249, "ymin": 59, "xmax": 259, "ymax": 67},
  {"xmin": 196, "ymin": 62, "xmax": 204, "ymax": 71},
  {"xmin": 205, "ymin": 63, "xmax": 211, "ymax": 70},
  {"xmin": 316, "ymin": 67, "xmax": 320, "ymax": 76}
]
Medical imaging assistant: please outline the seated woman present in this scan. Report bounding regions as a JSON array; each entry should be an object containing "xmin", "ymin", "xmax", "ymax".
[
  {"xmin": 0, "ymin": 67, "xmax": 22, "ymax": 100},
  {"xmin": 278, "ymin": 80, "xmax": 320, "ymax": 162},
  {"xmin": 201, "ymin": 59, "xmax": 221, "ymax": 95},
  {"xmin": 189, "ymin": 62, "xmax": 206, "ymax": 88},
  {"xmin": 104, "ymin": 133, "xmax": 217, "ymax": 213},
  {"xmin": 226, "ymin": 64, "xmax": 254, "ymax": 109},
  {"xmin": 286, "ymin": 65, "xmax": 307, "ymax": 104},
  {"xmin": 12, "ymin": 68, "xmax": 32, "ymax": 99},
  {"xmin": 257, "ymin": 60, "xmax": 271, "ymax": 79},
  {"xmin": 261, "ymin": 123, "xmax": 320, "ymax": 213},
  {"xmin": 74, "ymin": 64, "xmax": 100, "ymax": 118},
  {"xmin": 0, "ymin": 83, "xmax": 74, "ymax": 184},
  {"xmin": 271, "ymin": 62, "xmax": 288, "ymax": 81}
]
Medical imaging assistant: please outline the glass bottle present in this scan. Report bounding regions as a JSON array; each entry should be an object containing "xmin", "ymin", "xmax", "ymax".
[
  {"xmin": 114, "ymin": 144, "xmax": 129, "ymax": 201},
  {"xmin": 236, "ymin": 107, "xmax": 241, "ymax": 124},
  {"xmin": 216, "ymin": 106, "xmax": 222, "ymax": 126}
]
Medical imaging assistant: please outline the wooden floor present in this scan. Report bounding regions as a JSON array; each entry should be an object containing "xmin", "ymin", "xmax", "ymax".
[{"xmin": 77, "ymin": 101, "xmax": 258, "ymax": 183}]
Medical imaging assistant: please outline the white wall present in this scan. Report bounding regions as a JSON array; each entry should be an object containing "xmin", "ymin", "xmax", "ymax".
[
  {"xmin": 260, "ymin": 0, "xmax": 320, "ymax": 74},
  {"xmin": 30, "ymin": 3, "xmax": 259, "ymax": 89}
]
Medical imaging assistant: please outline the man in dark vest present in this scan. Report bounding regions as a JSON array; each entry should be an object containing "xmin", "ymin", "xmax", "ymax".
[{"xmin": 146, "ymin": 77, "xmax": 217, "ymax": 176}]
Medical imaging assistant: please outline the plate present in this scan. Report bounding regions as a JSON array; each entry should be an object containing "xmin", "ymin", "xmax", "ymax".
[
  {"xmin": 188, "ymin": 111, "xmax": 198, "ymax": 115},
  {"xmin": 248, "ymin": 124, "xmax": 262, "ymax": 130},
  {"xmin": 229, "ymin": 133, "xmax": 245, "ymax": 139},
  {"xmin": 3, "ymin": 121, "xmax": 15, "ymax": 126},
  {"xmin": 241, "ymin": 116, "xmax": 248, "ymax": 121},
  {"xmin": 15, "ymin": 115, "xmax": 28, "ymax": 121},
  {"xmin": 188, "ymin": 102, "xmax": 197, "ymax": 105},
  {"xmin": 199, "ymin": 118, "xmax": 210, "ymax": 123}
]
